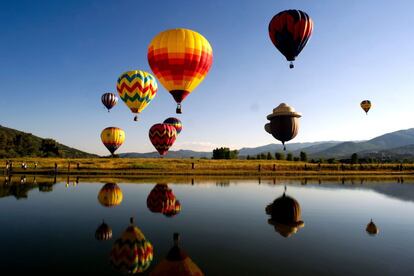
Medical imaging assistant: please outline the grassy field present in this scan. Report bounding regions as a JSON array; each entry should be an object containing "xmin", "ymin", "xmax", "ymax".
[{"xmin": 1, "ymin": 157, "xmax": 414, "ymax": 177}]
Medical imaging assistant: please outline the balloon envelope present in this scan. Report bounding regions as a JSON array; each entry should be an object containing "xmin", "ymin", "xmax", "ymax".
[
  {"xmin": 163, "ymin": 117, "xmax": 183, "ymax": 135},
  {"xmin": 148, "ymin": 28, "xmax": 213, "ymax": 113},
  {"xmin": 117, "ymin": 70, "xmax": 158, "ymax": 121},
  {"xmin": 97, "ymin": 183, "xmax": 123, "ymax": 207},
  {"xmin": 150, "ymin": 233, "xmax": 203, "ymax": 276},
  {"xmin": 149, "ymin": 124, "xmax": 177, "ymax": 155},
  {"xmin": 100, "ymin": 127, "xmax": 125, "ymax": 155},
  {"xmin": 266, "ymin": 103, "xmax": 301, "ymax": 149},
  {"xmin": 269, "ymin": 10, "xmax": 313, "ymax": 68},
  {"xmin": 360, "ymin": 100, "xmax": 371, "ymax": 114},
  {"xmin": 110, "ymin": 218, "xmax": 153, "ymax": 274},
  {"xmin": 101, "ymin": 92, "xmax": 118, "ymax": 112}
]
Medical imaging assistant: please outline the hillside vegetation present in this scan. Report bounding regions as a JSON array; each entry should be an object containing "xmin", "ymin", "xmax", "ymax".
[{"xmin": 0, "ymin": 125, "xmax": 96, "ymax": 158}]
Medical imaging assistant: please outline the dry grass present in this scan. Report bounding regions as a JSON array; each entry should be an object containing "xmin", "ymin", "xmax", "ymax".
[{"xmin": 1, "ymin": 157, "xmax": 413, "ymax": 176}]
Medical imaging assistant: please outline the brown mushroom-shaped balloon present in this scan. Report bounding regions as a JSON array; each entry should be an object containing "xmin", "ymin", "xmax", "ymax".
[
  {"xmin": 266, "ymin": 186, "xmax": 304, "ymax": 238},
  {"xmin": 95, "ymin": 220, "xmax": 113, "ymax": 241},
  {"xmin": 366, "ymin": 219, "xmax": 379, "ymax": 235},
  {"xmin": 150, "ymin": 233, "xmax": 204, "ymax": 276},
  {"xmin": 266, "ymin": 103, "xmax": 301, "ymax": 150}
]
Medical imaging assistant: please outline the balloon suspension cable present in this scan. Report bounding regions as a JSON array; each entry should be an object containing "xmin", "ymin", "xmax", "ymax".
[
  {"xmin": 108, "ymin": 110, "xmax": 110, "ymax": 113},
  {"xmin": 130, "ymin": 217, "xmax": 135, "ymax": 225},
  {"xmin": 289, "ymin": 61, "xmax": 294, "ymax": 69},
  {"xmin": 176, "ymin": 104, "xmax": 182, "ymax": 114},
  {"xmin": 283, "ymin": 142, "xmax": 286, "ymax": 151},
  {"xmin": 134, "ymin": 115, "xmax": 138, "ymax": 121}
]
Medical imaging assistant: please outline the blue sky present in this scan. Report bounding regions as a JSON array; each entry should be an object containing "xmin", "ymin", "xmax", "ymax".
[{"xmin": 1, "ymin": 0, "xmax": 414, "ymax": 155}]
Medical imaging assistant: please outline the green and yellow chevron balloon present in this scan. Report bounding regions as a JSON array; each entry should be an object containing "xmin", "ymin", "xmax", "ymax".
[
  {"xmin": 117, "ymin": 70, "xmax": 158, "ymax": 121},
  {"xmin": 110, "ymin": 218, "xmax": 153, "ymax": 274}
]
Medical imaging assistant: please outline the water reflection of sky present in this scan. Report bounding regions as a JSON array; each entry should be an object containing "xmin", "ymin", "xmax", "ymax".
[{"xmin": 0, "ymin": 179, "xmax": 413, "ymax": 275}]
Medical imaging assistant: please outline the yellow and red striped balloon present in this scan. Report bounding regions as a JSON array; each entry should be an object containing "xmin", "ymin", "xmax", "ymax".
[
  {"xmin": 148, "ymin": 28, "xmax": 213, "ymax": 113},
  {"xmin": 117, "ymin": 70, "xmax": 158, "ymax": 121},
  {"xmin": 100, "ymin": 127, "xmax": 125, "ymax": 156}
]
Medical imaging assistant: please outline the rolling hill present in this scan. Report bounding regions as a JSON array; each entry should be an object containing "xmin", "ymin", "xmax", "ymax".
[
  {"xmin": 313, "ymin": 128, "xmax": 414, "ymax": 159},
  {"xmin": 0, "ymin": 125, "xmax": 97, "ymax": 158},
  {"xmin": 120, "ymin": 128, "xmax": 414, "ymax": 160}
]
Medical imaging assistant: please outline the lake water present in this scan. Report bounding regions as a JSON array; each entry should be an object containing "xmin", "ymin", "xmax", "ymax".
[{"xmin": 1, "ymin": 176, "xmax": 414, "ymax": 275}]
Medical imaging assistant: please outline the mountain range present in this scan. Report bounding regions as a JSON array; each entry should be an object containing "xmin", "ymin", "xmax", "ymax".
[
  {"xmin": 121, "ymin": 128, "xmax": 414, "ymax": 160},
  {"xmin": 2, "ymin": 124, "xmax": 414, "ymax": 160}
]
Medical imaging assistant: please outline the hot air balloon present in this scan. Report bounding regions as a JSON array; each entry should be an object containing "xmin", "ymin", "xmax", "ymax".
[
  {"xmin": 366, "ymin": 219, "xmax": 379, "ymax": 235},
  {"xmin": 265, "ymin": 103, "xmax": 301, "ymax": 150},
  {"xmin": 148, "ymin": 28, "xmax": 213, "ymax": 114},
  {"xmin": 110, "ymin": 217, "xmax": 153, "ymax": 274},
  {"xmin": 149, "ymin": 124, "xmax": 177, "ymax": 156},
  {"xmin": 150, "ymin": 233, "xmax": 204, "ymax": 276},
  {"xmin": 360, "ymin": 100, "xmax": 371, "ymax": 115},
  {"xmin": 266, "ymin": 186, "xmax": 304, "ymax": 238},
  {"xmin": 101, "ymin": 127, "xmax": 125, "ymax": 156},
  {"xmin": 95, "ymin": 220, "xmax": 113, "ymax": 241},
  {"xmin": 269, "ymin": 10, "xmax": 313, "ymax": 68},
  {"xmin": 117, "ymin": 70, "xmax": 158, "ymax": 121},
  {"xmin": 163, "ymin": 117, "xmax": 183, "ymax": 135},
  {"xmin": 147, "ymin": 184, "xmax": 181, "ymax": 217},
  {"xmin": 98, "ymin": 183, "xmax": 123, "ymax": 207},
  {"xmin": 101, "ymin": 92, "xmax": 118, "ymax": 112}
]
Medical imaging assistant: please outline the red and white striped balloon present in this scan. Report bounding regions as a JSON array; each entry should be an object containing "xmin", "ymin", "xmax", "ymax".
[{"xmin": 101, "ymin": 92, "xmax": 118, "ymax": 112}]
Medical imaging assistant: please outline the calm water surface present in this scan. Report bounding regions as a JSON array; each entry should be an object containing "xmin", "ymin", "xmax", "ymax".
[{"xmin": 1, "ymin": 177, "xmax": 414, "ymax": 275}]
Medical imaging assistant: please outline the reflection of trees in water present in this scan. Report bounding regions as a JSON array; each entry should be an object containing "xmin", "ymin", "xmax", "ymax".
[
  {"xmin": 1, "ymin": 176, "xmax": 57, "ymax": 199},
  {"xmin": 216, "ymin": 180, "xmax": 230, "ymax": 187}
]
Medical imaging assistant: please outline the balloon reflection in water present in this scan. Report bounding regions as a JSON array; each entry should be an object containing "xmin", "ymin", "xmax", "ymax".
[
  {"xmin": 266, "ymin": 186, "xmax": 304, "ymax": 238},
  {"xmin": 147, "ymin": 184, "xmax": 181, "ymax": 217},
  {"xmin": 366, "ymin": 219, "xmax": 379, "ymax": 235},
  {"xmin": 95, "ymin": 220, "xmax": 113, "ymax": 241},
  {"xmin": 150, "ymin": 233, "xmax": 204, "ymax": 276},
  {"xmin": 110, "ymin": 217, "xmax": 153, "ymax": 274},
  {"xmin": 98, "ymin": 183, "xmax": 123, "ymax": 207}
]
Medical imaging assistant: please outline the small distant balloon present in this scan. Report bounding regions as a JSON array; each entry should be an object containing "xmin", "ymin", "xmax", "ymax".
[
  {"xmin": 117, "ymin": 70, "xmax": 158, "ymax": 121},
  {"xmin": 149, "ymin": 123, "xmax": 177, "ymax": 156},
  {"xmin": 360, "ymin": 100, "xmax": 371, "ymax": 115},
  {"xmin": 101, "ymin": 92, "xmax": 118, "ymax": 112},
  {"xmin": 268, "ymin": 10, "xmax": 313, "ymax": 68},
  {"xmin": 163, "ymin": 117, "xmax": 182, "ymax": 135}
]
